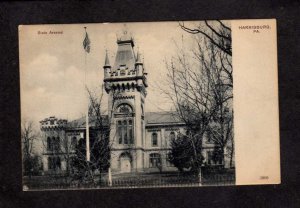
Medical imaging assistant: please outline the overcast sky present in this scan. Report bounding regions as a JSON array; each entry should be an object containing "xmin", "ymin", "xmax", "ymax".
[{"xmin": 20, "ymin": 21, "xmax": 198, "ymax": 124}]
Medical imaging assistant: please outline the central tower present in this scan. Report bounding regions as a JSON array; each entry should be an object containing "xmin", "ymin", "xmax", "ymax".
[{"xmin": 103, "ymin": 31, "xmax": 148, "ymax": 173}]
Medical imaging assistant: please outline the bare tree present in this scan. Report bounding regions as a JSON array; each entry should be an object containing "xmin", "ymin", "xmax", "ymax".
[
  {"xmin": 186, "ymin": 21, "xmax": 233, "ymax": 167},
  {"xmin": 163, "ymin": 20, "xmax": 234, "ymax": 172},
  {"xmin": 179, "ymin": 20, "xmax": 232, "ymax": 56},
  {"xmin": 22, "ymin": 119, "xmax": 41, "ymax": 178},
  {"xmin": 69, "ymin": 86, "xmax": 120, "ymax": 186},
  {"xmin": 163, "ymin": 41, "xmax": 216, "ymax": 174},
  {"xmin": 180, "ymin": 20, "xmax": 232, "ymax": 88}
]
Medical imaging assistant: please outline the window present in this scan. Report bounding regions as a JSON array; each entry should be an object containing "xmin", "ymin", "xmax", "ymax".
[
  {"xmin": 169, "ymin": 132, "xmax": 175, "ymax": 140},
  {"xmin": 48, "ymin": 157, "xmax": 61, "ymax": 170},
  {"xmin": 117, "ymin": 121, "xmax": 122, "ymax": 144},
  {"xmin": 71, "ymin": 137, "xmax": 77, "ymax": 150},
  {"xmin": 117, "ymin": 103, "xmax": 133, "ymax": 114},
  {"xmin": 117, "ymin": 119, "xmax": 134, "ymax": 145},
  {"xmin": 47, "ymin": 136, "xmax": 60, "ymax": 151},
  {"xmin": 152, "ymin": 133, "xmax": 158, "ymax": 146},
  {"xmin": 149, "ymin": 153, "xmax": 161, "ymax": 168},
  {"xmin": 206, "ymin": 131, "xmax": 212, "ymax": 143},
  {"xmin": 123, "ymin": 120, "xmax": 128, "ymax": 144},
  {"xmin": 207, "ymin": 151, "xmax": 213, "ymax": 165},
  {"xmin": 47, "ymin": 137, "xmax": 51, "ymax": 150},
  {"xmin": 53, "ymin": 137, "xmax": 60, "ymax": 151},
  {"xmin": 128, "ymin": 120, "xmax": 133, "ymax": 144}
]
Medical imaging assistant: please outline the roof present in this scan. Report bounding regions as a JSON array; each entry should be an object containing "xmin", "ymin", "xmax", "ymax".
[
  {"xmin": 66, "ymin": 111, "xmax": 183, "ymax": 129},
  {"xmin": 145, "ymin": 111, "xmax": 183, "ymax": 126},
  {"xmin": 66, "ymin": 115, "xmax": 109, "ymax": 129},
  {"xmin": 112, "ymin": 33, "xmax": 136, "ymax": 71}
]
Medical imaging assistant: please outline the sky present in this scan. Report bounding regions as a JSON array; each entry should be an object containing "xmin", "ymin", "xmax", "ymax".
[{"xmin": 19, "ymin": 21, "xmax": 198, "ymax": 125}]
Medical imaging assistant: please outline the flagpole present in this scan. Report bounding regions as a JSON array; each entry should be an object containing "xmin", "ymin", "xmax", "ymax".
[{"xmin": 84, "ymin": 26, "xmax": 90, "ymax": 162}]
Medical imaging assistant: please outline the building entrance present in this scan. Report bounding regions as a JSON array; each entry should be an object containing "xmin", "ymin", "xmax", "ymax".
[{"xmin": 120, "ymin": 156, "xmax": 131, "ymax": 173}]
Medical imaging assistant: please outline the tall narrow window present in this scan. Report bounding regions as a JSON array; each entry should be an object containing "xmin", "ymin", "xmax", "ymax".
[
  {"xmin": 51, "ymin": 137, "xmax": 55, "ymax": 151},
  {"xmin": 117, "ymin": 120, "xmax": 122, "ymax": 144},
  {"xmin": 53, "ymin": 137, "xmax": 60, "ymax": 151},
  {"xmin": 207, "ymin": 151, "xmax": 213, "ymax": 165},
  {"xmin": 71, "ymin": 137, "xmax": 77, "ymax": 150},
  {"xmin": 128, "ymin": 120, "xmax": 133, "ymax": 144},
  {"xmin": 206, "ymin": 131, "xmax": 212, "ymax": 143},
  {"xmin": 152, "ymin": 133, "xmax": 158, "ymax": 146},
  {"xmin": 47, "ymin": 137, "xmax": 51, "ymax": 151},
  {"xmin": 116, "ymin": 103, "xmax": 134, "ymax": 145},
  {"xmin": 117, "ymin": 119, "xmax": 134, "ymax": 145},
  {"xmin": 123, "ymin": 120, "xmax": 128, "ymax": 144}
]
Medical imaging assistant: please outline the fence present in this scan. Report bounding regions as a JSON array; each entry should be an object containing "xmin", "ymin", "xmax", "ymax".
[{"xmin": 23, "ymin": 173, "xmax": 235, "ymax": 190}]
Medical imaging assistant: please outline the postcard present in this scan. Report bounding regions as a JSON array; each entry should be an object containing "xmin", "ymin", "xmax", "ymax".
[{"xmin": 19, "ymin": 19, "xmax": 279, "ymax": 190}]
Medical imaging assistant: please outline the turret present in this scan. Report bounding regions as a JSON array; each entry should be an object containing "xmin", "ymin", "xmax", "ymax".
[
  {"xmin": 135, "ymin": 51, "xmax": 143, "ymax": 76},
  {"xmin": 103, "ymin": 51, "xmax": 111, "ymax": 79},
  {"xmin": 40, "ymin": 116, "xmax": 67, "ymax": 131}
]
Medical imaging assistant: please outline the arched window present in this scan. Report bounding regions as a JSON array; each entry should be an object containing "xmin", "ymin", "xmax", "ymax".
[
  {"xmin": 152, "ymin": 133, "xmax": 158, "ymax": 146},
  {"xmin": 149, "ymin": 153, "xmax": 161, "ymax": 168},
  {"xmin": 117, "ymin": 119, "xmax": 134, "ymax": 145},
  {"xmin": 117, "ymin": 103, "xmax": 133, "ymax": 114}
]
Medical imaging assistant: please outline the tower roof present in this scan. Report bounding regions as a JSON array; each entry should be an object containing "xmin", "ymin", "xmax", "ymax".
[{"xmin": 113, "ymin": 31, "xmax": 136, "ymax": 71}]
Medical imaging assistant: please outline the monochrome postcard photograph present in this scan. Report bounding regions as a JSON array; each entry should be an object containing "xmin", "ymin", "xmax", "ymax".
[{"xmin": 19, "ymin": 19, "xmax": 280, "ymax": 191}]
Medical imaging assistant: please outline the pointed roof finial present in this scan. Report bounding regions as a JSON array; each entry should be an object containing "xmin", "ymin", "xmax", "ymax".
[{"xmin": 104, "ymin": 50, "xmax": 110, "ymax": 67}]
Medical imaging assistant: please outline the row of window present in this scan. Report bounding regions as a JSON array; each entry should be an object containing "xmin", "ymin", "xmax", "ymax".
[
  {"xmin": 47, "ymin": 154, "xmax": 172, "ymax": 171},
  {"xmin": 117, "ymin": 120, "xmax": 134, "ymax": 144},
  {"xmin": 207, "ymin": 151, "xmax": 223, "ymax": 165},
  {"xmin": 149, "ymin": 153, "xmax": 174, "ymax": 168},
  {"xmin": 151, "ymin": 132, "xmax": 176, "ymax": 147},
  {"xmin": 47, "ymin": 136, "xmax": 78, "ymax": 151},
  {"xmin": 47, "ymin": 137, "xmax": 60, "ymax": 151},
  {"xmin": 47, "ymin": 152, "xmax": 222, "ymax": 171}
]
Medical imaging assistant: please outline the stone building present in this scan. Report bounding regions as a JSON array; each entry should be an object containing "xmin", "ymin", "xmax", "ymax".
[{"xmin": 40, "ymin": 32, "xmax": 234, "ymax": 174}]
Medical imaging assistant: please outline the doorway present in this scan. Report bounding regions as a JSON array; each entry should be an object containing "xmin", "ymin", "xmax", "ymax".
[{"xmin": 120, "ymin": 156, "xmax": 131, "ymax": 173}]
